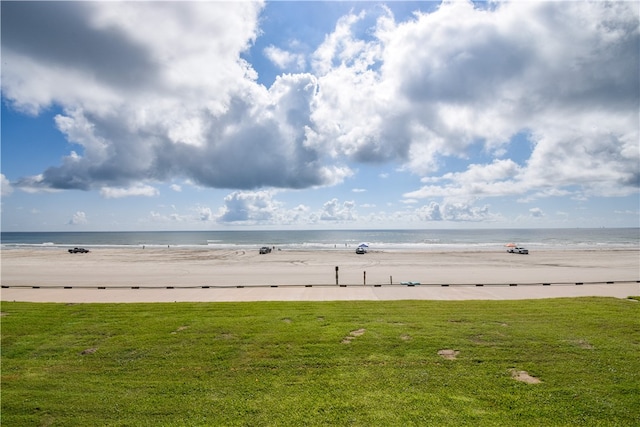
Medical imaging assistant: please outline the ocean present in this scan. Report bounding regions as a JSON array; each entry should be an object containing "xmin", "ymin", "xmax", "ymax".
[{"xmin": 1, "ymin": 228, "xmax": 638, "ymax": 252}]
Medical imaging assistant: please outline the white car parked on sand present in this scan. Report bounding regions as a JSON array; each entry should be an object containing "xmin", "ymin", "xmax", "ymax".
[{"xmin": 507, "ymin": 247, "xmax": 529, "ymax": 254}]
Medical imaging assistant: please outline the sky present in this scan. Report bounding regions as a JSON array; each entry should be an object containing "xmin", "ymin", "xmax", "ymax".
[{"xmin": 1, "ymin": 0, "xmax": 639, "ymax": 232}]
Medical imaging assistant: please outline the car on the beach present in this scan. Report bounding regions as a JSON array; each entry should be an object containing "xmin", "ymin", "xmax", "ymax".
[
  {"xmin": 355, "ymin": 247, "xmax": 366, "ymax": 254},
  {"xmin": 259, "ymin": 246, "xmax": 272, "ymax": 254},
  {"xmin": 507, "ymin": 247, "xmax": 529, "ymax": 254},
  {"xmin": 68, "ymin": 247, "xmax": 90, "ymax": 253}
]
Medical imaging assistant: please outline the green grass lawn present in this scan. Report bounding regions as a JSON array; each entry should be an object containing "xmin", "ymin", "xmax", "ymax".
[{"xmin": 2, "ymin": 298, "xmax": 639, "ymax": 426}]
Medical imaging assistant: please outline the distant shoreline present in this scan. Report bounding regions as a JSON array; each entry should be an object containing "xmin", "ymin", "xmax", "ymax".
[
  {"xmin": 1, "ymin": 246, "xmax": 639, "ymax": 253},
  {"xmin": 2, "ymin": 228, "xmax": 638, "ymax": 252}
]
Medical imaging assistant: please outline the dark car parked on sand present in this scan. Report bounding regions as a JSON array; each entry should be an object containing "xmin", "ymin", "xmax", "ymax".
[{"xmin": 68, "ymin": 247, "xmax": 90, "ymax": 253}]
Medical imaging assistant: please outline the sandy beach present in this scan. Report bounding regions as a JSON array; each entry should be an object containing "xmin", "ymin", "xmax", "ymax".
[{"xmin": 1, "ymin": 248, "xmax": 638, "ymax": 302}]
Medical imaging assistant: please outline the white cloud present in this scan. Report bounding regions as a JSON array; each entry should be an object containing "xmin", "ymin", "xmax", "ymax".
[
  {"xmin": 13, "ymin": 174, "xmax": 62, "ymax": 194},
  {"xmin": 1, "ymin": 174, "xmax": 13, "ymax": 196},
  {"xmin": 310, "ymin": 1, "xmax": 639, "ymax": 197},
  {"xmin": 100, "ymin": 184, "xmax": 159, "ymax": 199},
  {"xmin": 264, "ymin": 45, "xmax": 305, "ymax": 70},
  {"xmin": 416, "ymin": 202, "xmax": 443, "ymax": 221},
  {"xmin": 68, "ymin": 211, "xmax": 87, "ymax": 225},
  {"xmin": 517, "ymin": 188, "xmax": 572, "ymax": 204},
  {"xmin": 170, "ymin": 184, "xmax": 182, "ymax": 192},
  {"xmin": 443, "ymin": 203, "xmax": 494, "ymax": 222},
  {"xmin": 2, "ymin": 0, "xmax": 638, "ymax": 208},
  {"xmin": 148, "ymin": 210, "xmax": 188, "ymax": 224},
  {"xmin": 405, "ymin": 159, "xmax": 526, "ymax": 201},
  {"xmin": 320, "ymin": 198, "xmax": 356, "ymax": 221},
  {"xmin": 416, "ymin": 201, "xmax": 495, "ymax": 222},
  {"xmin": 197, "ymin": 206, "xmax": 214, "ymax": 222},
  {"xmin": 2, "ymin": 2, "xmax": 354, "ymax": 194},
  {"xmin": 217, "ymin": 190, "xmax": 281, "ymax": 223},
  {"xmin": 215, "ymin": 192, "xmax": 360, "ymax": 225}
]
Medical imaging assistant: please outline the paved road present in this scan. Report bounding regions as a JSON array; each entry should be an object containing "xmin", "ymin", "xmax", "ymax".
[{"xmin": 2, "ymin": 282, "xmax": 638, "ymax": 303}]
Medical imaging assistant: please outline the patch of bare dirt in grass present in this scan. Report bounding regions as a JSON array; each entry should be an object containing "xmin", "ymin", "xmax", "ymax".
[
  {"xmin": 80, "ymin": 347, "xmax": 98, "ymax": 355},
  {"xmin": 282, "ymin": 318, "xmax": 292, "ymax": 324},
  {"xmin": 400, "ymin": 334, "xmax": 412, "ymax": 341},
  {"xmin": 574, "ymin": 339, "xmax": 594, "ymax": 349},
  {"xmin": 437, "ymin": 349, "xmax": 460, "ymax": 360},
  {"xmin": 0, "ymin": 312, "xmax": 7, "ymax": 317},
  {"xmin": 470, "ymin": 335, "xmax": 486, "ymax": 344},
  {"xmin": 171, "ymin": 326, "xmax": 189, "ymax": 334},
  {"xmin": 342, "ymin": 328, "xmax": 366, "ymax": 344},
  {"xmin": 510, "ymin": 369, "xmax": 541, "ymax": 384}
]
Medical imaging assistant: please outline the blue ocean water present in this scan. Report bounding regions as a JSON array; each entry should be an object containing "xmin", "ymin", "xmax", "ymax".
[{"xmin": 1, "ymin": 228, "xmax": 638, "ymax": 251}]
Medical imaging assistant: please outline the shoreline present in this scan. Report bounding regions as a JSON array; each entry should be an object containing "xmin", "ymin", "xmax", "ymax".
[
  {"xmin": 2, "ymin": 248, "xmax": 638, "ymax": 302},
  {"xmin": 2, "ymin": 244, "xmax": 638, "ymax": 252}
]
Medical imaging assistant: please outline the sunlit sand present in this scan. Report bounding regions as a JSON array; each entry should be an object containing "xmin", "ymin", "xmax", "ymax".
[{"xmin": 2, "ymin": 248, "xmax": 638, "ymax": 302}]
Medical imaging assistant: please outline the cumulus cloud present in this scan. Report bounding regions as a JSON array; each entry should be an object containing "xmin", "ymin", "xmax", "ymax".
[
  {"xmin": 215, "ymin": 191, "xmax": 359, "ymax": 225},
  {"xmin": 100, "ymin": 184, "xmax": 159, "ymax": 199},
  {"xmin": 2, "ymin": 2, "xmax": 347, "ymax": 193},
  {"xmin": 2, "ymin": 0, "xmax": 638, "ymax": 206},
  {"xmin": 147, "ymin": 210, "xmax": 185, "ymax": 224},
  {"xmin": 197, "ymin": 206, "xmax": 214, "ymax": 222},
  {"xmin": 217, "ymin": 190, "xmax": 281, "ymax": 223},
  {"xmin": 416, "ymin": 201, "xmax": 494, "ymax": 222},
  {"xmin": 309, "ymin": 1, "xmax": 638, "ymax": 198},
  {"xmin": 264, "ymin": 45, "xmax": 306, "ymax": 70},
  {"xmin": 320, "ymin": 198, "xmax": 356, "ymax": 221},
  {"xmin": 68, "ymin": 211, "xmax": 87, "ymax": 225},
  {"xmin": 1, "ymin": 174, "xmax": 13, "ymax": 197},
  {"xmin": 416, "ymin": 202, "xmax": 443, "ymax": 221},
  {"xmin": 404, "ymin": 159, "xmax": 526, "ymax": 202}
]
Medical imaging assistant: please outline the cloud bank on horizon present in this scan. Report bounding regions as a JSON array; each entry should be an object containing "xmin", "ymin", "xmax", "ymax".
[{"xmin": 1, "ymin": 1, "xmax": 638, "ymax": 230}]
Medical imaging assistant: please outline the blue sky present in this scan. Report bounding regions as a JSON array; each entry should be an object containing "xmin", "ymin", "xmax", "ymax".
[{"xmin": 1, "ymin": 1, "xmax": 639, "ymax": 231}]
